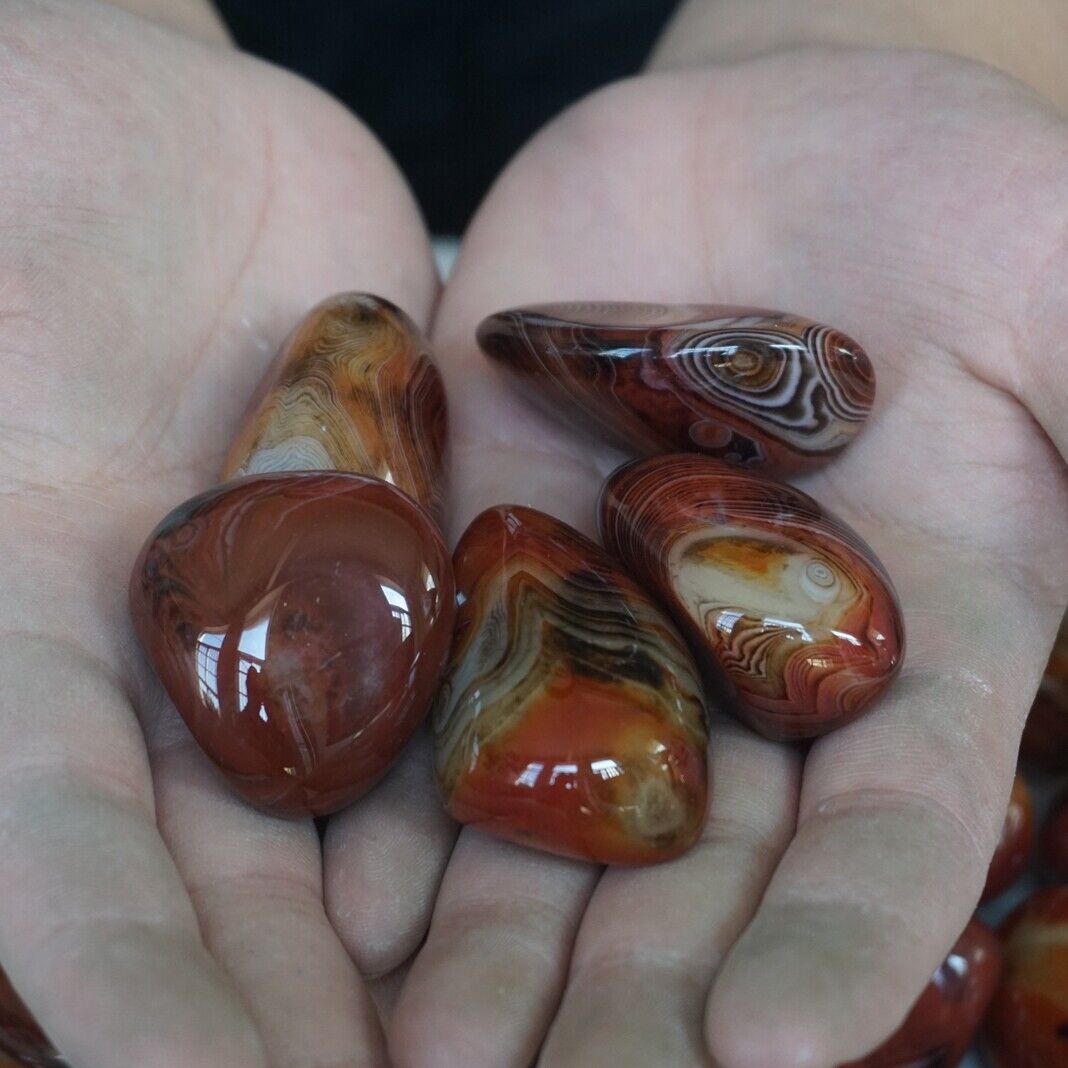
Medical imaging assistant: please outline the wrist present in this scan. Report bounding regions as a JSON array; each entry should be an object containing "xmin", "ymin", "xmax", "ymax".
[{"xmin": 651, "ymin": 0, "xmax": 1068, "ymax": 109}]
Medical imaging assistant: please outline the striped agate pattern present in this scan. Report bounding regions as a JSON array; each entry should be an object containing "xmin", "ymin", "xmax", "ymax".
[
  {"xmin": 433, "ymin": 505, "xmax": 709, "ymax": 864},
  {"xmin": 600, "ymin": 454, "xmax": 904, "ymax": 740},
  {"xmin": 478, "ymin": 301, "xmax": 874, "ymax": 473},
  {"xmin": 223, "ymin": 292, "xmax": 446, "ymax": 518}
]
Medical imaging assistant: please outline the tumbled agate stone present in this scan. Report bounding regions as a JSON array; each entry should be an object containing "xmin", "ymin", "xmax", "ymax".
[
  {"xmin": 0, "ymin": 967, "xmax": 65, "ymax": 1068},
  {"xmin": 984, "ymin": 888, "xmax": 1068, "ymax": 1068},
  {"xmin": 478, "ymin": 302, "xmax": 874, "ymax": 473},
  {"xmin": 600, "ymin": 454, "xmax": 904, "ymax": 740},
  {"xmin": 1021, "ymin": 616, "xmax": 1068, "ymax": 772},
  {"xmin": 981, "ymin": 774, "xmax": 1034, "ymax": 904},
  {"xmin": 223, "ymin": 293, "xmax": 447, "ymax": 519},
  {"xmin": 130, "ymin": 472, "xmax": 454, "ymax": 817},
  {"xmin": 1042, "ymin": 786, "xmax": 1068, "ymax": 882},
  {"xmin": 839, "ymin": 918, "xmax": 1000, "ymax": 1068},
  {"xmin": 433, "ymin": 505, "xmax": 709, "ymax": 864}
]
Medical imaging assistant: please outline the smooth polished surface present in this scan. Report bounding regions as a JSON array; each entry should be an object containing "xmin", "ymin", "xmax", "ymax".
[
  {"xmin": 1042, "ymin": 786, "xmax": 1068, "ymax": 882},
  {"xmin": 478, "ymin": 301, "xmax": 875, "ymax": 472},
  {"xmin": 0, "ymin": 968, "xmax": 65, "ymax": 1067},
  {"xmin": 981, "ymin": 775, "xmax": 1035, "ymax": 903},
  {"xmin": 223, "ymin": 293, "xmax": 447, "ymax": 518},
  {"xmin": 600, "ymin": 454, "xmax": 904, "ymax": 740},
  {"xmin": 1021, "ymin": 616, "xmax": 1068, "ymax": 772},
  {"xmin": 840, "ymin": 918, "xmax": 1001, "ymax": 1068},
  {"xmin": 130, "ymin": 472, "xmax": 454, "ymax": 817},
  {"xmin": 983, "ymin": 887, "xmax": 1068, "ymax": 1067},
  {"xmin": 433, "ymin": 505, "xmax": 709, "ymax": 864}
]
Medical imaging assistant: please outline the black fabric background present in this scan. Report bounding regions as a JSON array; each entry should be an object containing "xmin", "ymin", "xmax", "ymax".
[{"xmin": 216, "ymin": 1, "xmax": 677, "ymax": 232}]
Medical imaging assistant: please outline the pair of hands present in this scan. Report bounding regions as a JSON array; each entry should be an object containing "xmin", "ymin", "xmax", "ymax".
[{"xmin": 1, "ymin": 2, "xmax": 1067, "ymax": 1066}]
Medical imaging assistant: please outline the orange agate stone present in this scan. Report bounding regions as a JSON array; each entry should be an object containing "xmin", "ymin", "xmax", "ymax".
[
  {"xmin": 981, "ymin": 774, "xmax": 1035, "ymax": 903},
  {"xmin": 433, "ymin": 506, "xmax": 709, "ymax": 864}
]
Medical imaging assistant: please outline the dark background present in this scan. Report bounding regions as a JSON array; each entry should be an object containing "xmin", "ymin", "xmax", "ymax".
[{"xmin": 217, "ymin": 1, "xmax": 678, "ymax": 233}]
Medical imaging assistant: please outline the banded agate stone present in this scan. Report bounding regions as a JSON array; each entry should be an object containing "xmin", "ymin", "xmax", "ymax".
[
  {"xmin": 433, "ymin": 505, "xmax": 709, "ymax": 864},
  {"xmin": 0, "ymin": 967, "xmax": 64, "ymax": 1067},
  {"xmin": 984, "ymin": 888, "xmax": 1068, "ymax": 1068},
  {"xmin": 839, "ymin": 918, "xmax": 1000, "ymax": 1068},
  {"xmin": 478, "ymin": 302, "xmax": 874, "ymax": 473},
  {"xmin": 130, "ymin": 472, "xmax": 454, "ymax": 817},
  {"xmin": 600, "ymin": 454, "xmax": 904, "ymax": 740},
  {"xmin": 981, "ymin": 774, "xmax": 1034, "ymax": 904},
  {"xmin": 223, "ymin": 293, "xmax": 447, "ymax": 519}
]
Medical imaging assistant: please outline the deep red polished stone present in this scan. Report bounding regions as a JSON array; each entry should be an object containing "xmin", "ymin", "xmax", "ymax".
[
  {"xmin": 839, "ymin": 918, "xmax": 1001, "ymax": 1067},
  {"xmin": 599, "ymin": 454, "xmax": 904, "ymax": 740},
  {"xmin": 1021, "ymin": 616, "xmax": 1068, "ymax": 773},
  {"xmin": 433, "ymin": 505, "xmax": 709, "ymax": 864},
  {"xmin": 478, "ymin": 302, "xmax": 875, "ymax": 473},
  {"xmin": 983, "ymin": 887, "xmax": 1068, "ymax": 1067},
  {"xmin": 1042, "ymin": 786, "xmax": 1068, "ymax": 882},
  {"xmin": 981, "ymin": 774, "xmax": 1035, "ymax": 903},
  {"xmin": 0, "ymin": 968, "xmax": 64, "ymax": 1068},
  {"xmin": 223, "ymin": 293, "xmax": 447, "ymax": 520},
  {"xmin": 130, "ymin": 472, "xmax": 454, "ymax": 817}
]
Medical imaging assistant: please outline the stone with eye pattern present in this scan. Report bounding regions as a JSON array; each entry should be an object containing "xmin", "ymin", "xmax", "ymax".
[
  {"xmin": 433, "ymin": 505, "xmax": 709, "ymax": 864},
  {"xmin": 223, "ymin": 292, "xmax": 447, "ymax": 519},
  {"xmin": 0, "ymin": 965, "xmax": 66, "ymax": 1067},
  {"xmin": 599, "ymin": 454, "xmax": 904, "ymax": 740},
  {"xmin": 478, "ymin": 301, "xmax": 875, "ymax": 473}
]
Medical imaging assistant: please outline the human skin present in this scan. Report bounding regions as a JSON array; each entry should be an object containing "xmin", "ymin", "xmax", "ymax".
[{"xmin": 1, "ymin": 2, "xmax": 1067, "ymax": 1068}]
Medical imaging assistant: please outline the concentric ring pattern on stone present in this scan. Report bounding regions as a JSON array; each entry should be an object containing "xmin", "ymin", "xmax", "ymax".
[
  {"xmin": 478, "ymin": 301, "xmax": 875, "ymax": 473},
  {"xmin": 130, "ymin": 472, "xmax": 455, "ymax": 818},
  {"xmin": 600, "ymin": 454, "xmax": 904, "ymax": 740},
  {"xmin": 433, "ymin": 505, "xmax": 709, "ymax": 864},
  {"xmin": 223, "ymin": 292, "xmax": 447, "ymax": 519}
]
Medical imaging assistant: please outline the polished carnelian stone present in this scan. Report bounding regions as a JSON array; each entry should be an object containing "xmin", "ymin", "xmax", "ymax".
[
  {"xmin": 1042, "ymin": 786, "xmax": 1068, "ymax": 882},
  {"xmin": 130, "ymin": 472, "xmax": 454, "ymax": 817},
  {"xmin": 478, "ymin": 302, "xmax": 875, "ymax": 473},
  {"xmin": 0, "ymin": 967, "xmax": 64, "ymax": 1067},
  {"xmin": 600, "ymin": 454, "xmax": 904, "ymax": 740},
  {"xmin": 983, "ymin": 887, "xmax": 1068, "ymax": 1067},
  {"xmin": 433, "ymin": 505, "xmax": 709, "ymax": 864},
  {"xmin": 222, "ymin": 293, "xmax": 447, "ymax": 520},
  {"xmin": 981, "ymin": 774, "xmax": 1035, "ymax": 903},
  {"xmin": 1021, "ymin": 615, "xmax": 1068, "ymax": 772},
  {"xmin": 839, "ymin": 918, "xmax": 1000, "ymax": 1067}
]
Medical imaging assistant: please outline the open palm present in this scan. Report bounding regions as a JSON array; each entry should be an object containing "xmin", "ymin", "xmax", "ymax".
[
  {"xmin": 382, "ymin": 51, "xmax": 1068, "ymax": 1067},
  {"xmin": 0, "ymin": 3, "xmax": 444, "ymax": 1065}
]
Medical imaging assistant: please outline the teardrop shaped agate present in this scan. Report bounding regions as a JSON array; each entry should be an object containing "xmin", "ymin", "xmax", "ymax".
[
  {"xmin": 434, "ymin": 505, "xmax": 709, "ymax": 864},
  {"xmin": 600, "ymin": 454, "xmax": 904, "ymax": 740},
  {"xmin": 478, "ymin": 301, "xmax": 874, "ymax": 473}
]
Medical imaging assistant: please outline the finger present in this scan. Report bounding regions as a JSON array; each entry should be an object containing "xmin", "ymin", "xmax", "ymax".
[
  {"xmin": 539, "ymin": 716, "xmax": 800, "ymax": 1067},
  {"xmin": 148, "ymin": 722, "xmax": 386, "ymax": 1067},
  {"xmin": 706, "ymin": 551, "xmax": 1063, "ymax": 1068},
  {"xmin": 0, "ymin": 635, "xmax": 265, "ymax": 1068},
  {"xmin": 389, "ymin": 832, "xmax": 598, "ymax": 1068},
  {"xmin": 323, "ymin": 730, "xmax": 458, "ymax": 979}
]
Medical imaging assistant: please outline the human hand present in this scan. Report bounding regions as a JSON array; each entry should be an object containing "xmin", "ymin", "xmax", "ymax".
[
  {"xmin": 0, "ymin": 2, "xmax": 445, "ymax": 1064},
  {"xmin": 381, "ymin": 44, "xmax": 1068, "ymax": 1068}
]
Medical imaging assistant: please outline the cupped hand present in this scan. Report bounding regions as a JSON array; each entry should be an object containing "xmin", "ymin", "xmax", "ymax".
[
  {"xmin": 379, "ymin": 50, "xmax": 1068, "ymax": 1067},
  {"xmin": 0, "ymin": 2, "xmax": 444, "ymax": 1064}
]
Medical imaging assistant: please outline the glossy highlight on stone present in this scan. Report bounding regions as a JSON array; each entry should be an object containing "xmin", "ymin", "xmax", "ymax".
[
  {"xmin": 839, "ymin": 918, "xmax": 1001, "ymax": 1068},
  {"xmin": 600, "ymin": 454, "xmax": 904, "ymax": 740},
  {"xmin": 130, "ymin": 472, "xmax": 454, "ymax": 817},
  {"xmin": 981, "ymin": 774, "xmax": 1035, "ymax": 903},
  {"xmin": 223, "ymin": 293, "xmax": 447, "ymax": 518},
  {"xmin": 1042, "ymin": 786, "xmax": 1068, "ymax": 882},
  {"xmin": 478, "ymin": 301, "xmax": 875, "ymax": 473},
  {"xmin": 1021, "ymin": 615, "xmax": 1068, "ymax": 772},
  {"xmin": 433, "ymin": 505, "xmax": 709, "ymax": 864},
  {"xmin": 0, "ymin": 967, "xmax": 64, "ymax": 1067},
  {"xmin": 983, "ymin": 887, "xmax": 1068, "ymax": 1067}
]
